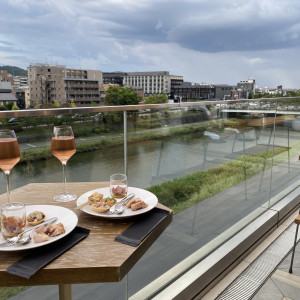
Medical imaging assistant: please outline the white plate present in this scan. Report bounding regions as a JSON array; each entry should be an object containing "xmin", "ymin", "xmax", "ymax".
[
  {"xmin": 77, "ymin": 187, "xmax": 158, "ymax": 219},
  {"xmin": 0, "ymin": 205, "xmax": 78, "ymax": 252}
]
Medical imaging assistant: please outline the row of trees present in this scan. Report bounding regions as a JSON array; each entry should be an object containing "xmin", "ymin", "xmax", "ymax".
[{"xmin": 250, "ymin": 89, "xmax": 300, "ymax": 99}]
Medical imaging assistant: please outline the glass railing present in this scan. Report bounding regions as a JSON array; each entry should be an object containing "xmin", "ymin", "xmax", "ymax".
[{"xmin": 1, "ymin": 97, "xmax": 300, "ymax": 299}]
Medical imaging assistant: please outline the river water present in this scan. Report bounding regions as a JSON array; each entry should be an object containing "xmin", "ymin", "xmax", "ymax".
[
  {"xmin": 2, "ymin": 133, "xmax": 202, "ymax": 195},
  {"xmin": 2, "ymin": 129, "xmax": 258, "ymax": 197}
]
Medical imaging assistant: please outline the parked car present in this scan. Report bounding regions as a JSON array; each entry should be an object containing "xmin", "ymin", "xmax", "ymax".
[{"xmin": 8, "ymin": 118, "xmax": 19, "ymax": 123}]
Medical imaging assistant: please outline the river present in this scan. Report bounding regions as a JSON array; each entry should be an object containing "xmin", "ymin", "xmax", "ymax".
[{"xmin": 2, "ymin": 129, "xmax": 261, "ymax": 197}]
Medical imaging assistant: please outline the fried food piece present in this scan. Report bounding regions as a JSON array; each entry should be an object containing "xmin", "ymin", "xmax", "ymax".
[
  {"xmin": 126, "ymin": 198, "xmax": 148, "ymax": 211},
  {"xmin": 27, "ymin": 211, "xmax": 46, "ymax": 226},
  {"xmin": 126, "ymin": 198, "xmax": 142, "ymax": 207},
  {"xmin": 131, "ymin": 201, "xmax": 148, "ymax": 211},
  {"xmin": 88, "ymin": 192, "xmax": 103, "ymax": 203},
  {"xmin": 92, "ymin": 202, "xmax": 110, "ymax": 213}
]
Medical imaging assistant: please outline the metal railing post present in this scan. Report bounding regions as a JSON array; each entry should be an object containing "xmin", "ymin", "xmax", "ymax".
[{"xmin": 124, "ymin": 110, "xmax": 128, "ymax": 176}]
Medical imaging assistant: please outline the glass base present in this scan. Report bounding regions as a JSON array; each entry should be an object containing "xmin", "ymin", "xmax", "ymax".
[{"xmin": 54, "ymin": 193, "xmax": 77, "ymax": 202}]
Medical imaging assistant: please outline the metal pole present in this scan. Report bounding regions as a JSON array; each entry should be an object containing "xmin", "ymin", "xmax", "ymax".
[
  {"xmin": 289, "ymin": 224, "xmax": 299, "ymax": 273},
  {"xmin": 124, "ymin": 110, "xmax": 128, "ymax": 176}
]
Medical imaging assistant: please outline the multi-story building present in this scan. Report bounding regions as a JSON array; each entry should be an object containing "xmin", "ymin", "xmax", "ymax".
[
  {"xmin": 28, "ymin": 63, "xmax": 103, "ymax": 107},
  {"xmin": 103, "ymin": 72, "xmax": 126, "ymax": 86},
  {"xmin": 13, "ymin": 76, "xmax": 28, "ymax": 89},
  {"xmin": 236, "ymin": 79, "xmax": 256, "ymax": 97},
  {"xmin": 172, "ymin": 82, "xmax": 215, "ymax": 102},
  {"xmin": 123, "ymin": 71, "xmax": 183, "ymax": 97},
  {"xmin": 214, "ymin": 84, "xmax": 233, "ymax": 100}
]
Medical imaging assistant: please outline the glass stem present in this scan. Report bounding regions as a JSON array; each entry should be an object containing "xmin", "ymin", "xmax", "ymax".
[
  {"xmin": 62, "ymin": 162, "xmax": 67, "ymax": 194},
  {"xmin": 5, "ymin": 171, "xmax": 10, "ymax": 203}
]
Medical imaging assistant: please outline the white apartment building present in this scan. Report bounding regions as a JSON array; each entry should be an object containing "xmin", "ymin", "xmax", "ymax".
[{"xmin": 123, "ymin": 71, "xmax": 183, "ymax": 96}]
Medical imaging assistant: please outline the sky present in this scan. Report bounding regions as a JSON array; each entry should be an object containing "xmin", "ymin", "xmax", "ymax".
[{"xmin": 1, "ymin": 0, "xmax": 300, "ymax": 89}]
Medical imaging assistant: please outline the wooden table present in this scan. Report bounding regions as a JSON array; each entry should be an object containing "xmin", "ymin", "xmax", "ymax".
[{"xmin": 0, "ymin": 182, "xmax": 172, "ymax": 299}]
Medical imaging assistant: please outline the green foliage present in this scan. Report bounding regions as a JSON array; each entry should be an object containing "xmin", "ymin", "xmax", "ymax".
[
  {"xmin": 144, "ymin": 93, "xmax": 168, "ymax": 104},
  {"xmin": 147, "ymin": 147, "xmax": 288, "ymax": 214},
  {"xmin": 4, "ymin": 102, "xmax": 13, "ymax": 110},
  {"xmin": 0, "ymin": 286, "xmax": 28, "ymax": 300},
  {"xmin": 12, "ymin": 104, "xmax": 19, "ymax": 110},
  {"xmin": 0, "ymin": 65, "xmax": 27, "ymax": 76},
  {"xmin": 105, "ymin": 86, "xmax": 141, "ymax": 106},
  {"xmin": 70, "ymin": 99, "xmax": 76, "ymax": 107}
]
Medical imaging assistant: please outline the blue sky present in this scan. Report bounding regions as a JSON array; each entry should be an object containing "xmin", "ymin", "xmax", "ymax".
[{"xmin": 1, "ymin": 0, "xmax": 300, "ymax": 88}]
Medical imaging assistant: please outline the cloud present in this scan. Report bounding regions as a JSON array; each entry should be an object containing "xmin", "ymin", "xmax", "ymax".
[{"xmin": 0, "ymin": 0, "xmax": 300, "ymax": 88}]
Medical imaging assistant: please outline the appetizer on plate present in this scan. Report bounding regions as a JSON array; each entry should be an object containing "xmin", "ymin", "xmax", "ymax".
[
  {"xmin": 103, "ymin": 197, "xmax": 117, "ymax": 207},
  {"xmin": 92, "ymin": 202, "xmax": 110, "ymax": 213},
  {"xmin": 88, "ymin": 192, "xmax": 103, "ymax": 203},
  {"xmin": 27, "ymin": 211, "xmax": 46, "ymax": 226},
  {"xmin": 126, "ymin": 198, "xmax": 148, "ymax": 211},
  {"xmin": 33, "ymin": 222, "xmax": 66, "ymax": 243}
]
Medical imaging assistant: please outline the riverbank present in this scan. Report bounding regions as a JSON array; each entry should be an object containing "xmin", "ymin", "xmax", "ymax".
[{"xmin": 20, "ymin": 119, "xmax": 238, "ymax": 163}]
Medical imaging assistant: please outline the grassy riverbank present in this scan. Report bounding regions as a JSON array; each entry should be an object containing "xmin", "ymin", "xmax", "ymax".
[
  {"xmin": 148, "ymin": 146, "xmax": 289, "ymax": 214},
  {"xmin": 20, "ymin": 119, "xmax": 238, "ymax": 163}
]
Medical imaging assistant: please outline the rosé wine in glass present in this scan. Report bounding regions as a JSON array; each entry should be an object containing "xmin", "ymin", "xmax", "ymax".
[
  {"xmin": 0, "ymin": 130, "xmax": 20, "ymax": 203},
  {"xmin": 51, "ymin": 125, "xmax": 77, "ymax": 202}
]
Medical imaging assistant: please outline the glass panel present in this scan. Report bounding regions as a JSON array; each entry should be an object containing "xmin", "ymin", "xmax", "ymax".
[{"xmin": 0, "ymin": 97, "xmax": 299, "ymax": 298}]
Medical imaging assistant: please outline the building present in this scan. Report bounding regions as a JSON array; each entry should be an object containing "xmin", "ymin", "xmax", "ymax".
[
  {"xmin": 214, "ymin": 84, "xmax": 233, "ymax": 100},
  {"xmin": 0, "ymin": 70, "xmax": 14, "ymax": 88},
  {"xmin": 28, "ymin": 63, "xmax": 103, "ymax": 107},
  {"xmin": 172, "ymin": 82, "xmax": 215, "ymax": 102},
  {"xmin": 103, "ymin": 72, "xmax": 126, "ymax": 86},
  {"xmin": 13, "ymin": 76, "xmax": 28, "ymax": 89},
  {"xmin": 236, "ymin": 78, "xmax": 256, "ymax": 98},
  {"xmin": 0, "ymin": 82, "xmax": 18, "ymax": 107},
  {"xmin": 14, "ymin": 89, "xmax": 26, "ymax": 109},
  {"xmin": 123, "ymin": 71, "xmax": 183, "ymax": 97}
]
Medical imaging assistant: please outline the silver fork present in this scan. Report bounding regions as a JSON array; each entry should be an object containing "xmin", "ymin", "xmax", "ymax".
[{"xmin": 0, "ymin": 217, "xmax": 57, "ymax": 247}]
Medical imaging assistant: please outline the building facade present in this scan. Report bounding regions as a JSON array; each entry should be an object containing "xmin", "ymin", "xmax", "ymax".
[
  {"xmin": 0, "ymin": 82, "xmax": 18, "ymax": 107},
  {"xmin": 103, "ymin": 72, "xmax": 126, "ymax": 86},
  {"xmin": 0, "ymin": 70, "xmax": 14, "ymax": 88},
  {"xmin": 28, "ymin": 63, "xmax": 103, "ymax": 107},
  {"xmin": 236, "ymin": 79, "xmax": 256, "ymax": 97},
  {"xmin": 13, "ymin": 76, "xmax": 28, "ymax": 89},
  {"xmin": 214, "ymin": 84, "xmax": 233, "ymax": 100},
  {"xmin": 172, "ymin": 82, "xmax": 215, "ymax": 102},
  {"xmin": 123, "ymin": 71, "xmax": 183, "ymax": 97}
]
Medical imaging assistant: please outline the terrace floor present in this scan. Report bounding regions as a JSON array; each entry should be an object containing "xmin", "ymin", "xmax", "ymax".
[{"xmin": 203, "ymin": 209, "xmax": 300, "ymax": 300}]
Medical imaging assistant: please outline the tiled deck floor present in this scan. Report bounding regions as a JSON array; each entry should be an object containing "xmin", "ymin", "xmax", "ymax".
[{"xmin": 203, "ymin": 210, "xmax": 300, "ymax": 300}]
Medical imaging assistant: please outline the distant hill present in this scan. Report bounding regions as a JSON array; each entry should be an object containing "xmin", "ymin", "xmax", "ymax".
[{"xmin": 0, "ymin": 65, "xmax": 27, "ymax": 76}]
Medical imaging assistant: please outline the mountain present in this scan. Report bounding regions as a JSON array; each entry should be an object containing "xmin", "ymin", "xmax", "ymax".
[{"xmin": 0, "ymin": 65, "xmax": 27, "ymax": 76}]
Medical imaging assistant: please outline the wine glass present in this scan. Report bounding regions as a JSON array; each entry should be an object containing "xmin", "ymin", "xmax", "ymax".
[
  {"xmin": 0, "ymin": 130, "xmax": 20, "ymax": 203},
  {"xmin": 51, "ymin": 125, "xmax": 77, "ymax": 202}
]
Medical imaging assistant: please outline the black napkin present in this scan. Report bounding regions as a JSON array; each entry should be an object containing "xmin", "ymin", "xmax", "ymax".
[
  {"xmin": 115, "ymin": 208, "xmax": 171, "ymax": 247},
  {"xmin": 6, "ymin": 226, "xmax": 90, "ymax": 279}
]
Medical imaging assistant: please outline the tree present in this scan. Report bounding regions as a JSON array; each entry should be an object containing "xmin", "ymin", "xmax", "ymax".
[
  {"xmin": 4, "ymin": 102, "xmax": 14, "ymax": 110},
  {"xmin": 144, "ymin": 93, "xmax": 168, "ymax": 104},
  {"xmin": 105, "ymin": 86, "xmax": 141, "ymax": 106}
]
